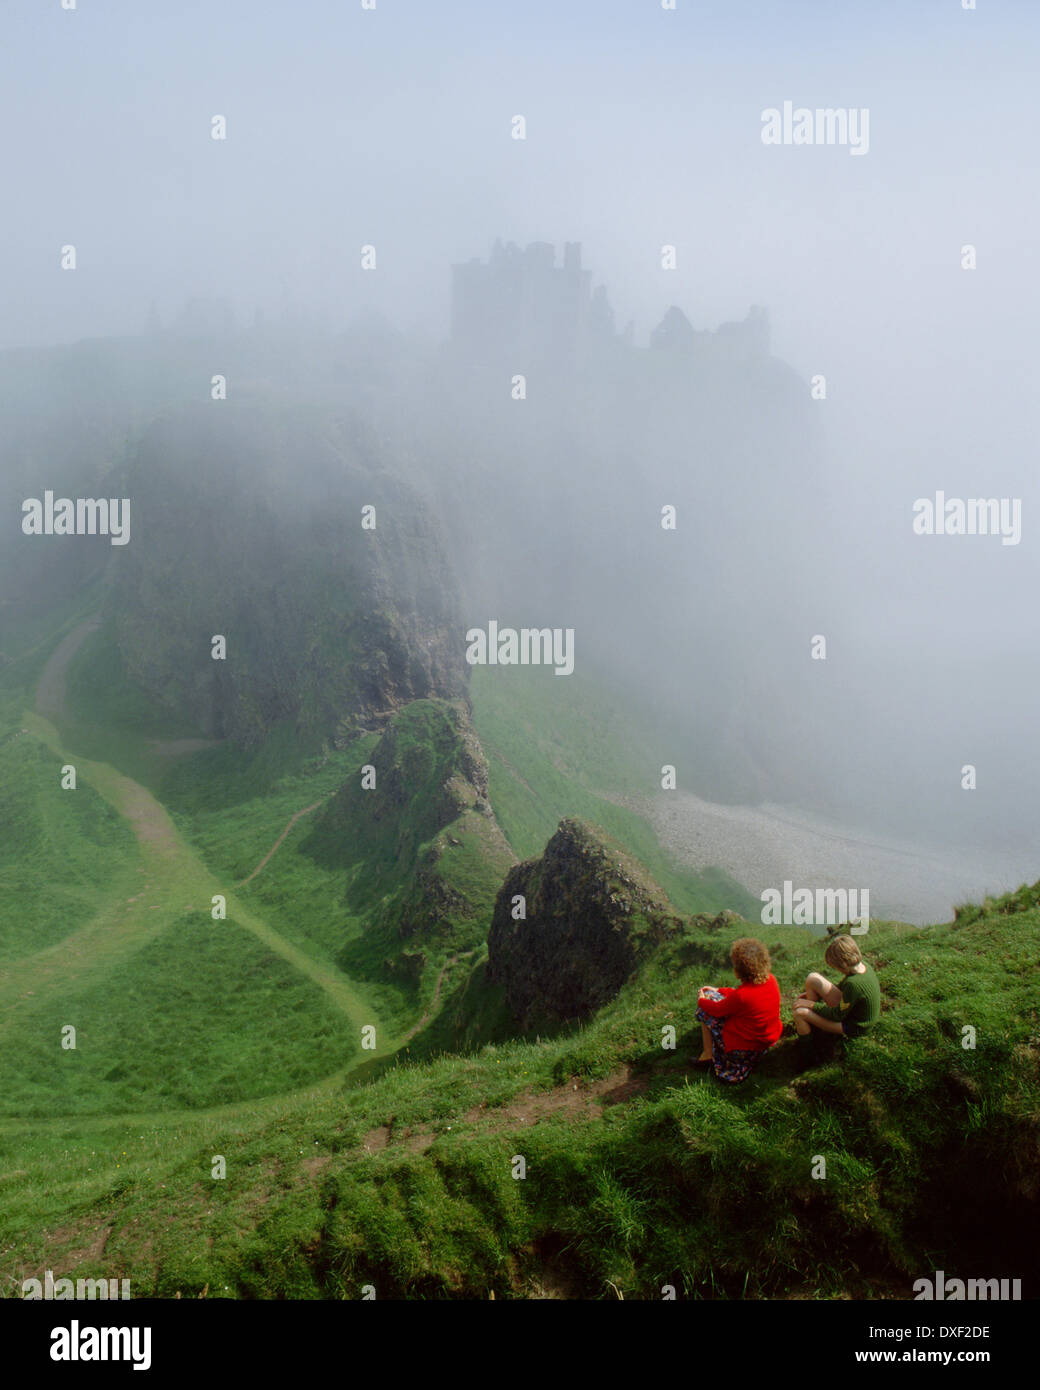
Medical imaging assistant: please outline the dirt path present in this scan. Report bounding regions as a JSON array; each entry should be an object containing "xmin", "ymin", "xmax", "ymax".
[
  {"xmin": 398, "ymin": 950, "xmax": 473, "ymax": 1046},
  {"xmin": 34, "ymin": 616, "xmax": 100, "ymax": 721},
  {"xmin": 16, "ymin": 632, "xmax": 391, "ymax": 1051},
  {"xmin": 6, "ymin": 625, "xmax": 466, "ymax": 1132},
  {"xmin": 362, "ymin": 1064, "xmax": 647, "ymax": 1156},
  {"xmin": 35, "ymin": 613, "xmax": 221, "ymax": 759},
  {"xmin": 236, "ymin": 801, "xmax": 326, "ymax": 886}
]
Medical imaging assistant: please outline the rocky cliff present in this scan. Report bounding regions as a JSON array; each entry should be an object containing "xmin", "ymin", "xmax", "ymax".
[
  {"xmin": 486, "ymin": 818, "xmax": 682, "ymax": 1027},
  {"xmin": 104, "ymin": 403, "xmax": 467, "ymax": 747}
]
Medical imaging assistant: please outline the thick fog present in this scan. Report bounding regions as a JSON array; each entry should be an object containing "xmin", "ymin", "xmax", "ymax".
[{"xmin": 3, "ymin": 0, "xmax": 1039, "ymax": 915}]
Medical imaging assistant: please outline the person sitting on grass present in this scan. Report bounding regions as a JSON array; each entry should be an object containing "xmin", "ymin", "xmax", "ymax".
[
  {"xmin": 792, "ymin": 933, "xmax": 881, "ymax": 1043},
  {"xmin": 695, "ymin": 937, "xmax": 783, "ymax": 1084}
]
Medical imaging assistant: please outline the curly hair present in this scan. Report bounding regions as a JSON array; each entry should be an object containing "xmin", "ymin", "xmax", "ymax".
[{"xmin": 730, "ymin": 937, "xmax": 772, "ymax": 985}]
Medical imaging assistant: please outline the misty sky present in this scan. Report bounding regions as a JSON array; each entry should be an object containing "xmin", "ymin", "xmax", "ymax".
[
  {"xmin": 2, "ymin": 3, "xmax": 1035, "ymax": 351},
  {"xmin": 4, "ymin": 2, "xmax": 1037, "ymax": 470},
  {"xmin": 5, "ymin": 1, "xmax": 1039, "ymax": 566},
  {"xmin": 3, "ymin": 0, "xmax": 1039, "ymax": 886}
]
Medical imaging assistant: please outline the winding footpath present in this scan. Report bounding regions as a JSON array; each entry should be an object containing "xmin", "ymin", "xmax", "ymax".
[
  {"xmin": 236, "ymin": 801, "xmax": 326, "ymax": 886},
  {"xmin": 3, "ymin": 618, "xmax": 408, "ymax": 1108}
]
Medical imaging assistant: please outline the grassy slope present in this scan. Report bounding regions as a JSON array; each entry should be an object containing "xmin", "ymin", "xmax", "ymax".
[
  {"xmin": 469, "ymin": 662, "xmax": 758, "ymax": 918},
  {"xmin": 44, "ymin": 625, "xmax": 504, "ymax": 1048},
  {"xmin": 61, "ymin": 617, "xmax": 325, "ymax": 796},
  {"xmin": 3, "ymin": 619, "xmax": 1036, "ymax": 1299},
  {"xmin": 0, "ymin": 627, "xmax": 396, "ymax": 1133},
  {"xmin": 159, "ymin": 699, "xmax": 518, "ymax": 1035},
  {"xmin": 45, "ymin": 622, "xmax": 420, "ymax": 1025},
  {"xmin": 0, "ymin": 916, "xmax": 362, "ymax": 1117},
  {"xmin": 0, "ymin": 731, "xmax": 140, "ymax": 963},
  {"xmin": 52, "ymin": 622, "xmax": 755, "ymax": 1025},
  {"xmin": 2, "ymin": 898, "xmax": 1036, "ymax": 1299}
]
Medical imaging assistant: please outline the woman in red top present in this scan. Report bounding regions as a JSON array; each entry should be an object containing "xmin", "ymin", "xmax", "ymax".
[{"xmin": 695, "ymin": 938, "xmax": 783, "ymax": 1083}]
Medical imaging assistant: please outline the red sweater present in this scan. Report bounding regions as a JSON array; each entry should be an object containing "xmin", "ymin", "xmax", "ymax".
[{"xmin": 699, "ymin": 975, "xmax": 783, "ymax": 1052}]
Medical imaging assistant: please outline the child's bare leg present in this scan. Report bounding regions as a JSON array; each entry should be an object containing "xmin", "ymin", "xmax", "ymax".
[
  {"xmin": 796, "ymin": 972, "xmax": 842, "ymax": 1025},
  {"xmin": 803, "ymin": 971, "xmax": 841, "ymax": 1004},
  {"xmin": 793, "ymin": 973, "xmax": 823, "ymax": 1035},
  {"xmin": 698, "ymin": 1022, "xmax": 713, "ymax": 1061},
  {"xmin": 793, "ymin": 1004, "xmax": 844, "ymax": 1036}
]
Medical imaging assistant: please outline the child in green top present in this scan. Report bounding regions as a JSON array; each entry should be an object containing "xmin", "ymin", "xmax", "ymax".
[{"xmin": 792, "ymin": 934, "xmax": 881, "ymax": 1039}]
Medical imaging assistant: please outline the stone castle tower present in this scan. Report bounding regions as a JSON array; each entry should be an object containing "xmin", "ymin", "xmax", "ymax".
[{"xmin": 450, "ymin": 240, "xmax": 615, "ymax": 358}]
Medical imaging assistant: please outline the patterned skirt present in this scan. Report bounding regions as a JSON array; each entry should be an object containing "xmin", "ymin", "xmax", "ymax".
[{"xmin": 696, "ymin": 1006, "xmax": 767, "ymax": 1084}]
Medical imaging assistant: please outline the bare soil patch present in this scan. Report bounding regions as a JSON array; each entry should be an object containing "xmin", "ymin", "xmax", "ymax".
[{"xmin": 358, "ymin": 1066, "xmax": 649, "ymax": 1158}]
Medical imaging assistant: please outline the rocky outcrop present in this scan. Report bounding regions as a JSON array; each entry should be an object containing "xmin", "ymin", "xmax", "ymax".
[
  {"xmin": 301, "ymin": 699, "xmax": 517, "ymax": 982},
  {"xmin": 105, "ymin": 404, "xmax": 468, "ymax": 747},
  {"xmin": 486, "ymin": 818, "xmax": 682, "ymax": 1027}
]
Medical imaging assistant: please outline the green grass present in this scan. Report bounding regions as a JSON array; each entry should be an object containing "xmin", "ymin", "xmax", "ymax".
[
  {"xmin": 43, "ymin": 636, "xmax": 501, "ymax": 1039},
  {"xmin": 0, "ymin": 726, "xmax": 139, "ymax": 963},
  {"xmin": 2, "ymin": 893, "xmax": 1037, "ymax": 1299},
  {"xmin": 469, "ymin": 662, "xmax": 758, "ymax": 918},
  {"xmin": 51, "ymin": 625, "xmax": 430, "ymax": 1029},
  {"xmin": 406, "ymin": 951, "xmax": 518, "ymax": 1057},
  {"xmin": 166, "ymin": 748, "xmax": 364, "ymax": 883},
  {"xmin": 152, "ymin": 700, "xmax": 517, "ymax": 1029},
  {"xmin": 0, "ymin": 915, "xmax": 362, "ymax": 1118},
  {"xmin": 159, "ymin": 720, "xmax": 330, "ymax": 815},
  {"xmin": 293, "ymin": 700, "xmax": 517, "ymax": 992},
  {"xmin": 49, "ymin": 619, "xmax": 212, "ymax": 791},
  {"xmin": 3, "ymin": 614, "xmax": 1036, "ymax": 1300}
]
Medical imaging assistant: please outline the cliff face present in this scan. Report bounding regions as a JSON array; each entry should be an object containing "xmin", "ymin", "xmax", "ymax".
[
  {"xmin": 104, "ymin": 404, "xmax": 468, "ymax": 747},
  {"xmin": 486, "ymin": 818, "xmax": 682, "ymax": 1027}
]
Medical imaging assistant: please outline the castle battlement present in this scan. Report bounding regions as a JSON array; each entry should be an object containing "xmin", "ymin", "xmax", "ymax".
[{"xmin": 450, "ymin": 240, "xmax": 614, "ymax": 357}]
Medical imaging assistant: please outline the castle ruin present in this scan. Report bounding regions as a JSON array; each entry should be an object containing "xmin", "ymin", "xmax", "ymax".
[{"xmin": 450, "ymin": 240, "xmax": 615, "ymax": 359}]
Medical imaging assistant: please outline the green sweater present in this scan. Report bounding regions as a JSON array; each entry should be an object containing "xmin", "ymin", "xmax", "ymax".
[{"xmin": 837, "ymin": 964, "xmax": 881, "ymax": 1038}]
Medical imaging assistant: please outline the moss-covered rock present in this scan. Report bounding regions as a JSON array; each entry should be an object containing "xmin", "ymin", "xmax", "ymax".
[
  {"xmin": 301, "ymin": 698, "xmax": 517, "ymax": 988},
  {"xmin": 486, "ymin": 817, "xmax": 682, "ymax": 1026}
]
